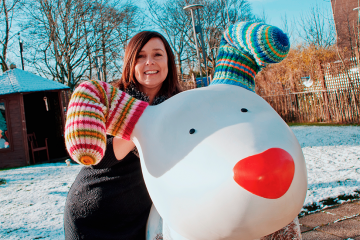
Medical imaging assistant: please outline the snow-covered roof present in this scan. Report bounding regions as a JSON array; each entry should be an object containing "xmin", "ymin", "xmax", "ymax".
[{"xmin": 0, "ymin": 68, "xmax": 70, "ymax": 95}]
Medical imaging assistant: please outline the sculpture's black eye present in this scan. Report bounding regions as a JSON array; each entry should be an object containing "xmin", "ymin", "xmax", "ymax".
[
  {"xmin": 241, "ymin": 108, "xmax": 248, "ymax": 112},
  {"xmin": 189, "ymin": 128, "xmax": 196, "ymax": 134}
]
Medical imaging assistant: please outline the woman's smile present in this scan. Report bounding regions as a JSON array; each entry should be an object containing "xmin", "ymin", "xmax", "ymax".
[{"xmin": 144, "ymin": 70, "xmax": 159, "ymax": 75}]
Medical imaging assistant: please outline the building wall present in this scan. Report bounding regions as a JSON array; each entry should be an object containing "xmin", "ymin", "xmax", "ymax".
[
  {"xmin": 0, "ymin": 93, "xmax": 29, "ymax": 168},
  {"xmin": 331, "ymin": 0, "xmax": 360, "ymax": 50}
]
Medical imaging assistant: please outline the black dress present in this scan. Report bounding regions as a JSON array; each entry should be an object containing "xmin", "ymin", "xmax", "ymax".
[{"xmin": 64, "ymin": 136, "xmax": 152, "ymax": 240}]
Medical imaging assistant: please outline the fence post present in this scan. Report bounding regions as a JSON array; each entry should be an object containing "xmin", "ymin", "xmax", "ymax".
[
  {"xmin": 318, "ymin": 61, "xmax": 331, "ymax": 122},
  {"xmin": 191, "ymin": 73, "xmax": 196, "ymax": 88}
]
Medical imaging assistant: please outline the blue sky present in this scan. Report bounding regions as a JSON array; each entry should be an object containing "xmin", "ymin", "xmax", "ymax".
[
  {"xmin": 248, "ymin": 0, "xmax": 334, "ymax": 43},
  {"xmin": 249, "ymin": 0, "xmax": 333, "ymax": 23}
]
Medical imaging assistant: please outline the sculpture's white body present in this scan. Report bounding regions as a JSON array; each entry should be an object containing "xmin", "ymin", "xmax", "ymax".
[{"xmin": 132, "ymin": 84, "xmax": 307, "ymax": 240}]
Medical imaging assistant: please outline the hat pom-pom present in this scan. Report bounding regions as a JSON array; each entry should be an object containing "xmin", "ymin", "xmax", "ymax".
[{"xmin": 224, "ymin": 22, "xmax": 290, "ymax": 68}]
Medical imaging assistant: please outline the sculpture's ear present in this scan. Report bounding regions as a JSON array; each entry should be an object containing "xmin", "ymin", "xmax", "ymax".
[{"xmin": 210, "ymin": 22, "xmax": 290, "ymax": 92}]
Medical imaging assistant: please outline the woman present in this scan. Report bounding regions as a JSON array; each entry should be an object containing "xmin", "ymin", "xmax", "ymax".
[{"xmin": 64, "ymin": 31, "xmax": 181, "ymax": 240}]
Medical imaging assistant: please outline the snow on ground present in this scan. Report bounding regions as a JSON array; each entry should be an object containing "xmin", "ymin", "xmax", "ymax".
[
  {"xmin": 291, "ymin": 126, "xmax": 360, "ymax": 212},
  {"xmin": 0, "ymin": 163, "xmax": 82, "ymax": 239},
  {"xmin": 0, "ymin": 126, "xmax": 360, "ymax": 239}
]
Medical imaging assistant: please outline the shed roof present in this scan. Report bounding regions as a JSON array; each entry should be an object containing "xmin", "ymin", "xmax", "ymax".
[{"xmin": 0, "ymin": 68, "xmax": 70, "ymax": 95}]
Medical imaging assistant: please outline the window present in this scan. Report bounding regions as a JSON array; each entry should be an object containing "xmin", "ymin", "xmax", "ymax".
[{"xmin": 0, "ymin": 101, "xmax": 10, "ymax": 150}]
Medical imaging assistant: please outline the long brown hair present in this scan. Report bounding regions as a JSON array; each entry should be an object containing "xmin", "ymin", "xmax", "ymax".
[{"xmin": 114, "ymin": 31, "xmax": 181, "ymax": 97}]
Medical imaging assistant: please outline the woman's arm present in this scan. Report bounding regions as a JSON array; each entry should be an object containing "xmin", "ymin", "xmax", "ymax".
[
  {"xmin": 113, "ymin": 137, "xmax": 136, "ymax": 160},
  {"xmin": 65, "ymin": 80, "xmax": 148, "ymax": 165}
]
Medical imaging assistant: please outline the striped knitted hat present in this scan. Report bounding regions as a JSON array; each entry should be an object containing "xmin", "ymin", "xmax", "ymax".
[{"xmin": 210, "ymin": 22, "xmax": 290, "ymax": 92}]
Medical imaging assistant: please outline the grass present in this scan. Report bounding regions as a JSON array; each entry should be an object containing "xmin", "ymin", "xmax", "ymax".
[{"xmin": 287, "ymin": 122, "xmax": 360, "ymax": 127}]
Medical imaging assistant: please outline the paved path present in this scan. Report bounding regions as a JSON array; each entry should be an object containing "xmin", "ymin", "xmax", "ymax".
[{"xmin": 299, "ymin": 200, "xmax": 360, "ymax": 239}]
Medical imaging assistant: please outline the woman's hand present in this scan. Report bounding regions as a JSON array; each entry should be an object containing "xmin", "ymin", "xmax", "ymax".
[{"xmin": 113, "ymin": 137, "xmax": 136, "ymax": 160}]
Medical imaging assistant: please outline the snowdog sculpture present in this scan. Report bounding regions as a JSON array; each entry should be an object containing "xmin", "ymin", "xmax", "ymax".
[{"xmin": 65, "ymin": 22, "xmax": 307, "ymax": 240}]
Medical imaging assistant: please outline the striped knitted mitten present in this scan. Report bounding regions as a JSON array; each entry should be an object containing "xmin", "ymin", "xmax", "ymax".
[{"xmin": 65, "ymin": 80, "xmax": 149, "ymax": 165}]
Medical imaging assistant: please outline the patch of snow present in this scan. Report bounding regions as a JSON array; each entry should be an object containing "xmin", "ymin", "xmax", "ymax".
[
  {"xmin": 291, "ymin": 126, "xmax": 360, "ymax": 214},
  {"xmin": 0, "ymin": 163, "xmax": 81, "ymax": 239},
  {"xmin": 0, "ymin": 126, "xmax": 359, "ymax": 239}
]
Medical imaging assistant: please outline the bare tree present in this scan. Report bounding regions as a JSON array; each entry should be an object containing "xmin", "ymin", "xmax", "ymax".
[
  {"xmin": 175, "ymin": 0, "xmax": 254, "ymax": 76},
  {"xmin": 200, "ymin": 0, "xmax": 254, "ymax": 76},
  {"xmin": 91, "ymin": 1, "xmax": 144, "ymax": 82},
  {"xmin": 25, "ymin": 0, "xmax": 94, "ymax": 90},
  {"xmin": 24, "ymin": 0, "xmax": 142, "ymax": 89},
  {"xmin": 298, "ymin": 4, "xmax": 336, "ymax": 48},
  {"xmin": 110, "ymin": 3, "xmax": 145, "ymax": 77},
  {"xmin": 0, "ymin": 0, "xmax": 22, "ymax": 71},
  {"xmin": 281, "ymin": 13, "xmax": 295, "ymax": 40},
  {"xmin": 258, "ymin": 8, "xmax": 269, "ymax": 24},
  {"xmin": 146, "ymin": 0, "xmax": 192, "ymax": 80}
]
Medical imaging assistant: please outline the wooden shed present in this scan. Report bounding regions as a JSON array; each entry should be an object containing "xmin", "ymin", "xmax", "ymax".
[{"xmin": 0, "ymin": 68, "xmax": 70, "ymax": 168}]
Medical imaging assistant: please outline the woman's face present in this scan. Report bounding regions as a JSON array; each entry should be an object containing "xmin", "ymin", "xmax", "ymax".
[{"xmin": 134, "ymin": 37, "xmax": 168, "ymax": 93}]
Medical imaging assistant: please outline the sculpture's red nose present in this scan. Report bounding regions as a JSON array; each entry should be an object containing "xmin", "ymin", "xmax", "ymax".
[{"xmin": 233, "ymin": 148, "xmax": 295, "ymax": 199}]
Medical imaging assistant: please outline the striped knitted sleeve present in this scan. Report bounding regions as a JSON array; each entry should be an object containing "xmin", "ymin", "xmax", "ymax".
[{"xmin": 65, "ymin": 80, "xmax": 149, "ymax": 166}]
